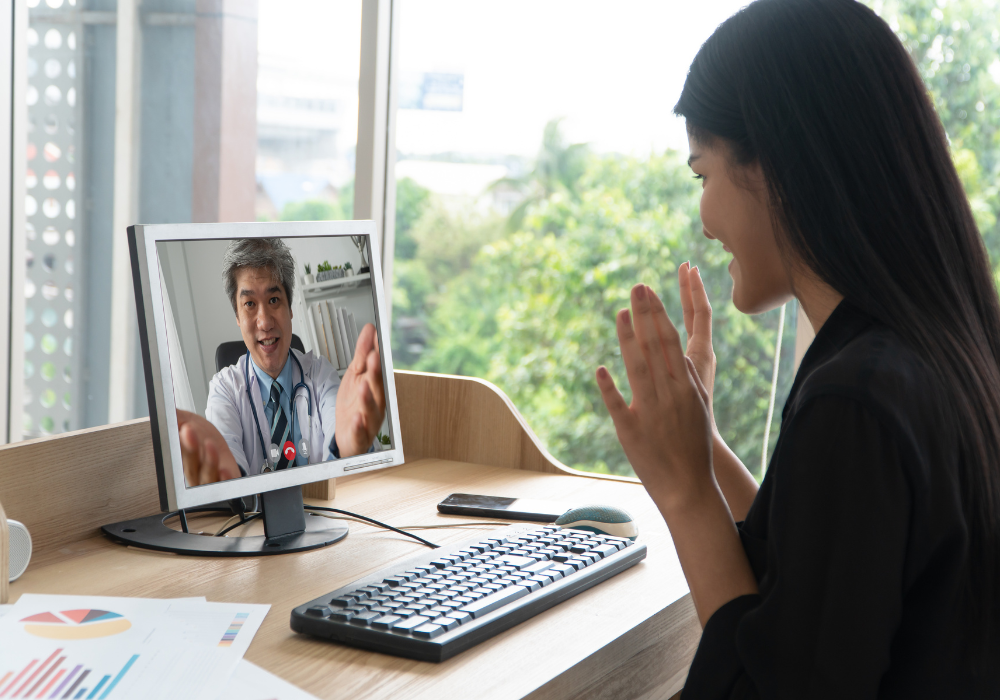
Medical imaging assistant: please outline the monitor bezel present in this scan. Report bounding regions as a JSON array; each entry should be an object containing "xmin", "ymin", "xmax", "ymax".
[{"xmin": 129, "ymin": 220, "xmax": 404, "ymax": 512}]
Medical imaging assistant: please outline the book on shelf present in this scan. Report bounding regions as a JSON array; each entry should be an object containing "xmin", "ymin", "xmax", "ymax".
[
  {"xmin": 321, "ymin": 301, "xmax": 345, "ymax": 369},
  {"xmin": 310, "ymin": 303, "xmax": 331, "ymax": 364},
  {"xmin": 347, "ymin": 312, "xmax": 359, "ymax": 356},
  {"xmin": 336, "ymin": 306, "xmax": 353, "ymax": 364}
]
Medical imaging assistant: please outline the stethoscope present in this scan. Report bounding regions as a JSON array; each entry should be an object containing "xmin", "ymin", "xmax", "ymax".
[{"xmin": 245, "ymin": 349, "xmax": 313, "ymax": 473}]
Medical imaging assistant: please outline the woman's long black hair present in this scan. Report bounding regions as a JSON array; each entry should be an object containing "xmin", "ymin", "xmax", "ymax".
[{"xmin": 675, "ymin": 0, "xmax": 1000, "ymax": 657}]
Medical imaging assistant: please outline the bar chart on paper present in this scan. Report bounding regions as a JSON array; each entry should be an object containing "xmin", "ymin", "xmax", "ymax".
[
  {"xmin": 0, "ymin": 595, "xmax": 271, "ymax": 700},
  {"xmin": 0, "ymin": 647, "xmax": 138, "ymax": 700}
]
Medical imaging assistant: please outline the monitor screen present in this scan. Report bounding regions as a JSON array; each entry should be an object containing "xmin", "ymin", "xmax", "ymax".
[{"xmin": 129, "ymin": 222, "xmax": 402, "ymax": 511}]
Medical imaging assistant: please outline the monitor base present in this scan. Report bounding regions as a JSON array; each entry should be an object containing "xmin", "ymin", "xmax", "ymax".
[
  {"xmin": 102, "ymin": 509, "xmax": 348, "ymax": 557},
  {"xmin": 104, "ymin": 485, "xmax": 348, "ymax": 556}
]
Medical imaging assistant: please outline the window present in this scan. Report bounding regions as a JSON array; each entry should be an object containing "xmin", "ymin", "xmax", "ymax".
[
  {"xmin": 389, "ymin": 0, "xmax": 797, "ymax": 478},
  {"xmin": 5, "ymin": 0, "xmax": 999, "ymax": 465},
  {"xmin": 11, "ymin": 0, "xmax": 362, "ymax": 440}
]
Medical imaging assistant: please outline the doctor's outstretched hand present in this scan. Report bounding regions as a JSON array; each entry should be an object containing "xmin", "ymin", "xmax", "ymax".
[
  {"xmin": 336, "ymin": 323, "xmax": 386, "ymax": 457},
  {"xmin": 177, "ymin": 409, "xmax": 241, "ymax": 486},
  {"xmin": 595, "ymin": 283, "xmax": 716, "ymax": 509}
]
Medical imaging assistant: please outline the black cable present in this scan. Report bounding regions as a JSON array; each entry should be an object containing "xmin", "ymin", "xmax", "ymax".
[
  {"xmin": 216, "ymin": 512, "xmax": 262, "ymax": 537},
  {"xmin": 304, "ymin": 506, "xmax": 439, "ymax": 549}
]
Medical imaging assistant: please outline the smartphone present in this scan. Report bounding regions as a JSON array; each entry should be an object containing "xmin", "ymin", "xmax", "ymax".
[{"xmin": 437, "ymin": 493, "xmax": 571, "ymax": 522}]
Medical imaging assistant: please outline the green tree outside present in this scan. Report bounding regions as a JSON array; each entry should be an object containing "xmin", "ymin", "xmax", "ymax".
[{"xmin": 392, "ymin": 0, "xmax": 1000, "ymax": 477}]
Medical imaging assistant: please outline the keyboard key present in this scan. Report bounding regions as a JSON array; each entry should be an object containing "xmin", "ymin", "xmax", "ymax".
[
  {"xmin": 519, "ymin": 578, "xmax": 541, "ymax": 592},
  {"xmin": 529, "ymin": 575, "xmax": 554, "ymax": 587},
  {"xmin": 551, "ymin": 564, "xmax": 576, "ymax": 577},
  {"xmin": 329, "ymin": 596, "xmax": 356, "ymax": 608},
  {"xmin": 350, "ymin": 610, "xmax": 382, "ymax": 626},
  {"xmin": 412, "ymin": 623, "xmax": 446, "ymax": 639},
  {"xmin": 453, "ymin": 596, "xmax": 474, "ymax": 604},
  {"xmin": 392, "ymin": 615, "xmax": 431, "ymax": 633},
  {"xmin": 497, "ymin": 577, "xmax": 520, "ymax": 587},
  {"xmin": 329, "ymin": 609, "xmax": 355, "ymax": 622},
  {"xmin": 460, "ymin": 585, "xmax": 530, "ymax": 618},
  {"xmin": 447, "ymin": 610, "xmax": 473, "ymax": 624},
  {"xmin": 383, "ymin": 574, "xmax": 413, "ymax": 586},
  {"xmin": 523, "ymin": 560, "xmax": 555, "ymax": 574},
  {"xmin": 430, "ymin": 615, "xmax": 460, "ymax": 631},
  {"xmin": 593, "ymin": 544, "xmax": 619, "ymax": 558},
  {"xmin": 360, "ymin": 583, "xmax": 390, "ymax": 593},
  {"xmin": 441, "ymin": 600, "xmax": 465, "ymax": 609},
  {"xmin": 569, "ymin": 544, "xmax": 589, "ymax": 554},
  {"xmin": 483, "ymin": 583, "xmax": 505, "ymax": 592},
  {"xmin": 371, "ymin": 615, "xmax": 403, "ymax": 630},
  {"xmin": 305, "ymin": 605, "xmax": 332, "ymax": 617},
  {"xmin": 427, "ymin": 605, "xmax": 452, "ymax": 617},
  {"xmin": 553, "ymin": 554, "xmax": 573, "ymax": 563}
]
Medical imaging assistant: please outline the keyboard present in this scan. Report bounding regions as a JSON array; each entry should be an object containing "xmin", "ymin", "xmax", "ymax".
[{"xmin": 290, "ymin": 523, "xmax": 647, "ymax": 662}]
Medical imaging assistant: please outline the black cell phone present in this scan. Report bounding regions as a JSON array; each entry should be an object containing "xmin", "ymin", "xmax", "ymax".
[{"xmin": 437, "ymin": 493, "xmax": 570, "ymax": 523}]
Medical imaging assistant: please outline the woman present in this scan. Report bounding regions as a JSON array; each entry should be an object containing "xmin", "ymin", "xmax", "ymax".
[{"xmin": 596, "ymin": 0, "xmax": 1000, "ymax": 696}]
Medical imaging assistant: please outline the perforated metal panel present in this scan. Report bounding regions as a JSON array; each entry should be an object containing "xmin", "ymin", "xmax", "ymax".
[{"xmin": 23, "ymin": 3, "xmax": 83, "ymax": 437}]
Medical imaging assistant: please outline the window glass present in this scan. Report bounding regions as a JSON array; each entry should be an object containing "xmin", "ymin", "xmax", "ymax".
[
  {"xmin": 391, "ymin": 0, "xmax": 1000, "ymax": 480},
  {"xmin": 390, "ymin": 0, "xmax": 797, "ymax": 478},
  {"xmin": 15, "ymin": 0, "xmax": 361, "ymax": 440}
]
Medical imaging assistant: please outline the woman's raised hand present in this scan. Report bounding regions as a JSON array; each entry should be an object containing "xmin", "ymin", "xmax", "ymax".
[
  {"xmin": 678, "ymin": 262, "xmax": 718, "ymax": 431},
  {"xmin": 595, "ymin": 283, "xmax": 715, "ymax": 508}
]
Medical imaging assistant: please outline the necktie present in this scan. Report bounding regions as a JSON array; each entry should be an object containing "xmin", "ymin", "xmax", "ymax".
[{"xmin": 268, "ymin": 382, "xmax": 292, "ymax": 470}]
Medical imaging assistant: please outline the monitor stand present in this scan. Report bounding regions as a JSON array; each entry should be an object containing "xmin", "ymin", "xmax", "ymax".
[{"xmin": 101, "ymin": 486, "xmax": 348, "ymax": 556}]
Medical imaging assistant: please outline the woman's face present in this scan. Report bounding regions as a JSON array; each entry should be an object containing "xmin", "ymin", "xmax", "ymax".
[{"xmin": 687, "ymin": 133, "xmax": 794, "ymax": 314}]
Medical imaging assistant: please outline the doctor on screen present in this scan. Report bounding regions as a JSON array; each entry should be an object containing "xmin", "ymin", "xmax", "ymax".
[{"xmin": 174, "ymin": 237, "xmax": 386, "ymax": 487}]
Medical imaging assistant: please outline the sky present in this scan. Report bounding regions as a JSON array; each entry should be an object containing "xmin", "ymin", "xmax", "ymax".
[{"xmin": 258, "ymin": 0, "xmax": 750, "ymax": 162}]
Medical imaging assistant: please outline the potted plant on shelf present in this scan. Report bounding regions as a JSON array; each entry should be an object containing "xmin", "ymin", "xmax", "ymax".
[
  {"xmin": 303, "ymin": 263, "xmax": 315, "ymax": 285},
  {"xmin": 375, "ymin": 432, "xmax": 391, "ymax": 451},
  {"xmin": 316, "ymin": 261, "xmax": 344, "ymax": 282},
  {"xmin": 344, "ymin": 261, "xmax": 353, "ymax": 277}
]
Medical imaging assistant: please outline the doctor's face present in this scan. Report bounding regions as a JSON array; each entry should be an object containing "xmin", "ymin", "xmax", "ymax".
[{"xmin": 234, "ymin": 267, "xmax": 293, "ymax": 379}]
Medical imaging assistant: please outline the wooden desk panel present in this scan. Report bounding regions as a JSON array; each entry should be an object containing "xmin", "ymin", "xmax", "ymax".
[{"xmin": 6, "ymin": 458, "xmax": 697, "ymax": 699}]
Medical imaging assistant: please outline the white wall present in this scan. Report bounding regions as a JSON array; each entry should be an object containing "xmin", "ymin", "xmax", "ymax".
[{"xmin": 157, "ymin": 236, "xmax": 379, "ymax": 415}]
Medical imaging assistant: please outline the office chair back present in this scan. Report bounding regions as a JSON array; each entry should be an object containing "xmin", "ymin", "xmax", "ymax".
[{"xmin": 215, "ymin": 334, "xmax": 306, "ymax": 373}]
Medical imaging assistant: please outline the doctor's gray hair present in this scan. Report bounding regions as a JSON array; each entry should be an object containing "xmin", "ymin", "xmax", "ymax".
[{"xmin": 222, "ymin": 238, "xmax": 296, "ymax": 314}]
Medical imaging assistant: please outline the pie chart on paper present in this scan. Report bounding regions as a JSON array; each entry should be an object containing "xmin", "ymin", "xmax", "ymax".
[{"xmin": 20, "ymin": 609, "xmax": 132, "ymax": 640}]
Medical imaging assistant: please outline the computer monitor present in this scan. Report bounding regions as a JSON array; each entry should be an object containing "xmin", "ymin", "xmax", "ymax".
[{"xmin": 102, "ymin": 220, "xmax": 403, "ymax": 556}]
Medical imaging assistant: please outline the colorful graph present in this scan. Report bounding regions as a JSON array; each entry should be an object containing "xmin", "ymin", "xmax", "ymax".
[
  {"xmin": 0, "ymin": 649, "xmax": 138, "ymax": 699},
  {"xmin": 18, "ymin": 611, "xmax": 131, "ymax": 641},
  {"xmin": 218, "ymin": 612, "xmax": 249, "ymax": 647}
]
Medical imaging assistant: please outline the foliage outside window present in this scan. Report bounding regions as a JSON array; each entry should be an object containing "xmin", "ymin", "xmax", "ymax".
[{"xmin": 391, "ymin": 0, "xmax": 1000, "ymax": 479}]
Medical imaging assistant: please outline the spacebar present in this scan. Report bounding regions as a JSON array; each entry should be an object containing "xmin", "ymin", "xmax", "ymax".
[{"xmin": 460, "ymin": 586, "xmax": 530, "ymax": 618}]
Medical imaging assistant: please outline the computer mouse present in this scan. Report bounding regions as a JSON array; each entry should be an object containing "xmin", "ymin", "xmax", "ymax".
[{"xmin": 555, "ymin": 504, "xmax": 638, "ymax": 540}]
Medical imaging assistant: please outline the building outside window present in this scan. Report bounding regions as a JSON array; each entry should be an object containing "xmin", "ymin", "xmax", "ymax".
[{"xmin": 12, "ymin": 0, "xmax": 361, "ymax": 441}]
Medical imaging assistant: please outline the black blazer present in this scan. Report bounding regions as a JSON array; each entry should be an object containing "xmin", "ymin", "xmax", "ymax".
[{"xmin": 684, "ymin": 300, "xmax": 998, "ymax": 698}]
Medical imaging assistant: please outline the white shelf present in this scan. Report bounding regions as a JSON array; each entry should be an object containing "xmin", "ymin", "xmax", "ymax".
[{"xmin": 301, "ymin": 273, "xmax": 371, "ymax": 297}]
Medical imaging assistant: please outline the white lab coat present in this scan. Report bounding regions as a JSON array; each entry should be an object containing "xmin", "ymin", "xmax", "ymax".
[{"xmin": 206, "ymin": 349, "xmax": 340, "ymax": 476}]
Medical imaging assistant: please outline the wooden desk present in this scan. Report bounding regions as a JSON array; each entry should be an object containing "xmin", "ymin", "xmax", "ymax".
[{"xmin": 0, "ymin": 371, "xmax": 699, "ymax": 699}]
